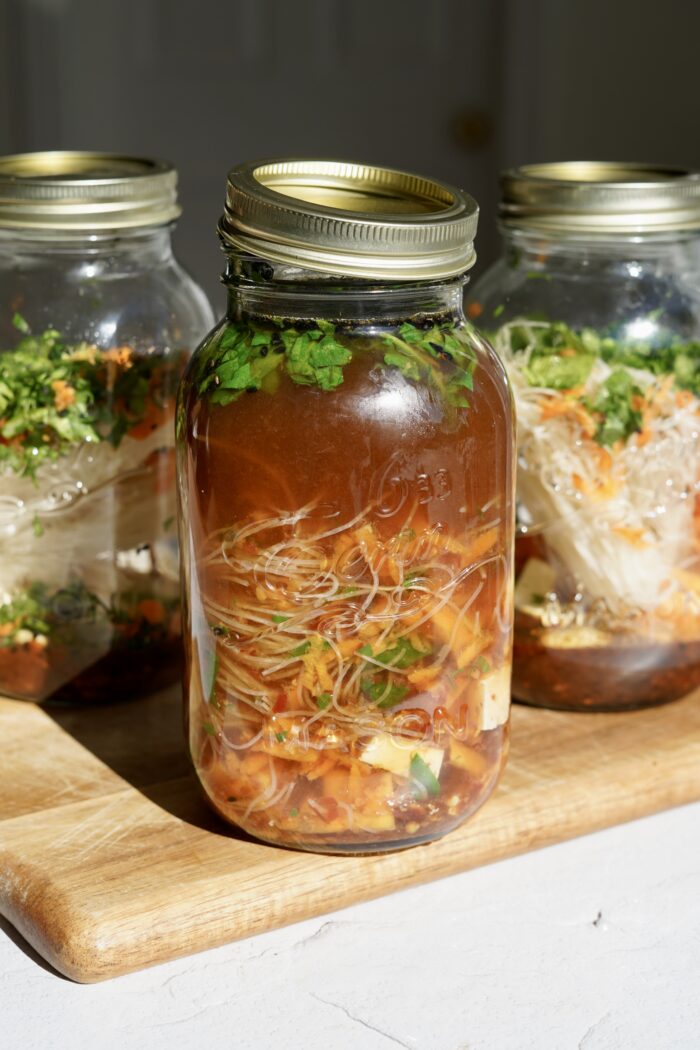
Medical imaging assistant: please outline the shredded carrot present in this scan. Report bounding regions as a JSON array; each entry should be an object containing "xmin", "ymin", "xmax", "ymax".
[
  {"xmin": 611, "ymin": 524, "xmax": 650, "ymax": 549},
  {"xmin": 572, "ymin": 472, "xmax": 618, "ymax": 501},
  {"xmin": 102, "ymin": 346, "xmax": 134, "ymax": 367},
  {"xmin": 51, "ymin": 379, "xmax": 76, "ymax": 411},
  {"xmin": 538, "ymin": 395, "xmax": 597, "ymax": 437}
]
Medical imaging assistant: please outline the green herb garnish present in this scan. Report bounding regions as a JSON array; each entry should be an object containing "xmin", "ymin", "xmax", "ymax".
[
  {"xmin": 197, "ymin": 315, "xmax": 478, "ymax": 409},
  {"xmin": 202, "ymin": 722, "xmax": 217, "ymax": 737},
  {"xmin": 316, "ymin": 693, "xmax": 332, "ymax": 710},
  {"xmin": 0, "ymin": 580, "xmax": 179, "ymax": 651},
  {"xmin": 361, "ymin": 677, "xmax": 410, "ymax": 709},
  {"xmin": 500, "ymin": 318, "xmax": 700, "ymax": 448},
  {"xmin": 0, "ymin": 317, "xmax": 182, "ymax": 477},
  {"xmin": 382, "ymin": 321, "xmax": 477, "ymax": 408},
  {"xmin": 360, "ymin": 636, "xmax": 429, "ymax": 669},
  {"xmin": 290, "ymin": 641, "xmax": 311, "ymax": 657},
  {"xmin": 199, "ymin": 319, "xmax": 352, "ymax": 405},
  {"xmin": 585, "ymin": 369, "xmax": 643, "ymax": 446},
  {"xmin": 520, "ymin": 322, "xmax": 597, "ymax": 390},
  {"xmin": 409, "ymin": 753, "xmax": 441, "ymax": 798}
]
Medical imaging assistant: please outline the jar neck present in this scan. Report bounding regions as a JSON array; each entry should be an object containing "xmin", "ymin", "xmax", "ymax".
[
  {"xmin": 0, "ymin": 225, "xmax": 175, "ymax": 266},
  {"xmin": 223, "ymin": 254, "xmax": 468, "ymax": 324}
]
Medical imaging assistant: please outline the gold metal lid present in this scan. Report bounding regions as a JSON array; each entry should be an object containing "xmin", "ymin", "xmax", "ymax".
[
  {"xmin": 500, "ymin": 161, "xmax": 700, "ymax": 235},
  {"xmin": 219, "ymin": 159, "xmax": 479, "ymax": 280},
  {"xmin": 0, "ymin": 151, "xmax": 181, "ymax": 232}
]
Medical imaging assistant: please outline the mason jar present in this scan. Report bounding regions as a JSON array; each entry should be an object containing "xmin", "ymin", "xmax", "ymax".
[
  {"xmin": 178, "ymin": 159, "xmax": 515, "ymax": 853},
  {"xmin": 467, "ymin": 162, "xmax": 700, "ymax": 711},
  {"xmin": 0, "ymin": 152, "xmax": 214, "ymax": 703}
]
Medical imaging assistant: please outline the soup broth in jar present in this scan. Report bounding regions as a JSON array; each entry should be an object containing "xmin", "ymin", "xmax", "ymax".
[{"xmin": 178, "ymin": 160, "xmax": 515, "ymax": 852}]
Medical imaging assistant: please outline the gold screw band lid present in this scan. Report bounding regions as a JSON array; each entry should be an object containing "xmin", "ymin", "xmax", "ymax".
[
  {"xmin": 500, "ymin": 161, "xmax": 700, "ymax": 235},
  {"xmin": 219, "ymin": 159, "xmax": 479, "ymax": 280},
  {"xmin": 0, "ymin": 151, "xmax": 181, "ymax": 232}
]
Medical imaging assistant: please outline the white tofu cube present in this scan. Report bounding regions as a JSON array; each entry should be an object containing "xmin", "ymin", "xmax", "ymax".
[
  {"xmin": 514, "ymin": 557, "xmax": 556, "ymax": 615},
  {"xmin": 361, "ymin": 734, "xmax": 444, "ymax": 779},
  {"xmin": 474, "ymin": 666, "xmax": 511, "ymax": 730}
]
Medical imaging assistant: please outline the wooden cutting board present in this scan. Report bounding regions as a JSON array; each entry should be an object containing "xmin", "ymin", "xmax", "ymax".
[{"xmin": 1, "ymin": 686, "xmax": 699, "ymax": 983}]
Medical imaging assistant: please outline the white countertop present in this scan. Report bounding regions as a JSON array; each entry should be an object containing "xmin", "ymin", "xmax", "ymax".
[{"xmin": 2, "ymin": 801, "xmax": 699, "ymax": 1050}]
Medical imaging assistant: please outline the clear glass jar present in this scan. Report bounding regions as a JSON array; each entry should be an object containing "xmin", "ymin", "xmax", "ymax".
[
  {"xmin": 468, "ymin": 162, "xmax": 700, "ymax": 711},
  {"xmin": 178, "ymin": 160, "xmax": 515, "ymax": 853},
  {"xmin": 0, "ymin": 152, "xmax": 214, "ymax": 703}
]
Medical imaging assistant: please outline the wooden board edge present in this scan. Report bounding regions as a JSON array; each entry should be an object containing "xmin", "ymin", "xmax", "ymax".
[{"xmin": 3, "ymin": 785, "xmax": 696, "ymax": 982}]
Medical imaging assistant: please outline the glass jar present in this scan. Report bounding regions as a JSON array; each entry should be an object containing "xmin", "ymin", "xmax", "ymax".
[
  {"xmin": 468, "ymin": 162, "xmax": 700, "ymax": 711},
  {"xmin": 0, "ymin": 152, "xmax": 214, "ymax": 703},
  {"xmin": 178, "ymin": 159, "xmax": 515, "ymax": 853}
]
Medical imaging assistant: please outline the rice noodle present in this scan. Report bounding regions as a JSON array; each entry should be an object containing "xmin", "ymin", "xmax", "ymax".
[{"xmin": 0, "ymin": 420, "xmax": 176, "ymax": 600}]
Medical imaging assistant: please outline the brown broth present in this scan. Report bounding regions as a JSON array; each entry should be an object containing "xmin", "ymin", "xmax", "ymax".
[
  {"xmin": 180, "ymin": 323, "xmax": 515, "ymax": 851},
  {"xmin": 513, "ymin": 610, "xmax": 700, "ymax": 711}
]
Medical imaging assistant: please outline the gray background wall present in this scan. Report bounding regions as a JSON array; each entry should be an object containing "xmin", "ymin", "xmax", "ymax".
[{"xmin": 0, "ymin": 0, "xmax": 698, "ymax": 308}]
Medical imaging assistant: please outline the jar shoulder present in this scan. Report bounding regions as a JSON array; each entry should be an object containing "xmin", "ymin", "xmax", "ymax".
[
  {"xmin": 468, "ymin": 252, "xmax": 700, "ymax": 342},
  {"xmin": 0, "ymin": 255, "xmax": 214, "ymax": 350}
]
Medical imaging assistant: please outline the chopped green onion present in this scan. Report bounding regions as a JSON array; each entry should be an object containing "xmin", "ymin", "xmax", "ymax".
[{"xmin": 410, "ymin": 753, "xmax": 440, "ymax": 798}]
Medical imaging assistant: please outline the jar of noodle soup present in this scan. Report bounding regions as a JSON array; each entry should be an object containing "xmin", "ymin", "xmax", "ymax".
[
  {"xmin": 0, "ymin": 152, "xmax": 213, "ymax": 703},
  {"xmin": 178, "ymin": 159, "xmax": 515, "ymax": 852},
  {"xmin": 467, "ymin": 161, "xmax": 700, "ymax": 711}
]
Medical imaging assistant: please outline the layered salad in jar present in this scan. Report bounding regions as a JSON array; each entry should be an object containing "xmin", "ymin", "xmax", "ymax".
[
  {"xmin": 0, "ymin": 314, "xmax": 185, "ymax": 702},
  {"xmin": 488, "ymin": 314, "xmax": 700, "ymax": 709}
]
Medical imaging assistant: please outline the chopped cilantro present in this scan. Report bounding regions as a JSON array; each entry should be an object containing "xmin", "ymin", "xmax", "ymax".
[
  {"xmin": 499, "ymin": 318, "xmax": 700, "ymax": 448},
  {"xmin": 289, "ymin": 807, "xmax": 299, "ymax": 817},
  {"xmin": 31, "ymin": 515, "xmax": 44, "ymax": 538},
  {"xmin": 0, "ymin": 319, "xmax": 183, "ymax": 477},
  {"xmin": 382, "ymin": 321, "xmax": 477, "ymax": 408},
  {"xmin": 199, "ymin": 320, "xmax": 352, "ymax": 403},
  {"xmin": 202, "ymin": 722, "xmax": 217, "ymax": 737},
  {"xmin": 475, "ymin": 654, "xmax": 490, "ymax": 674},
  {"xmin": 0, "ymin": 580, "xmax": 179, "ymax": 652},
  {"xmin": 272, "ymin": 613, "xmax": 290, "ymax": 623},
  {"xmin": 585, "ymin": 369, "xmax": 643, "ymax": 446},
  {"xmin": 275, "ymin": 731, "xmax": 287, "ymax": 743},
  {"xmin": 199, "ymin": 315, "xmax": 478, "ymax": 409},
  {"xmin": 316, "ymin": 692, "xmax": 332, "ymax": 709},
  {"xmin": 361, "ymin": 636, "xmax": 429, "ymax": 669},
  {"xmin": 361, "ymin": 677, "xmax": 410, "ymax": 709},
  {"xmin": 522, "ymin": 323, "xmax": 597, "ymax": 390},
  {"xmin": 290, "ymin": 640, "xmax": 311, "ymax": 657}
]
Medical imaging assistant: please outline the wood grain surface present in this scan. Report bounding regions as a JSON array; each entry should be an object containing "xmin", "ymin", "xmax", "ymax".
[{"xmin": 1, "ymin": 687, "xmax": 699, "ymax": 982}]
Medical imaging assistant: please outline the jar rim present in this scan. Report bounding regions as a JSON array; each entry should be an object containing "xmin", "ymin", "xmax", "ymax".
[
  {"xmin": 0, "ymin": 151, "xmax": 181, "ymax": 232},
  {"xmin": 219, "ymin": 158, "xmax": 479, "ymax": 281},
  {"xmin": 500, "ymin": 161, "xmax": 700, "ymax": 235}
]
